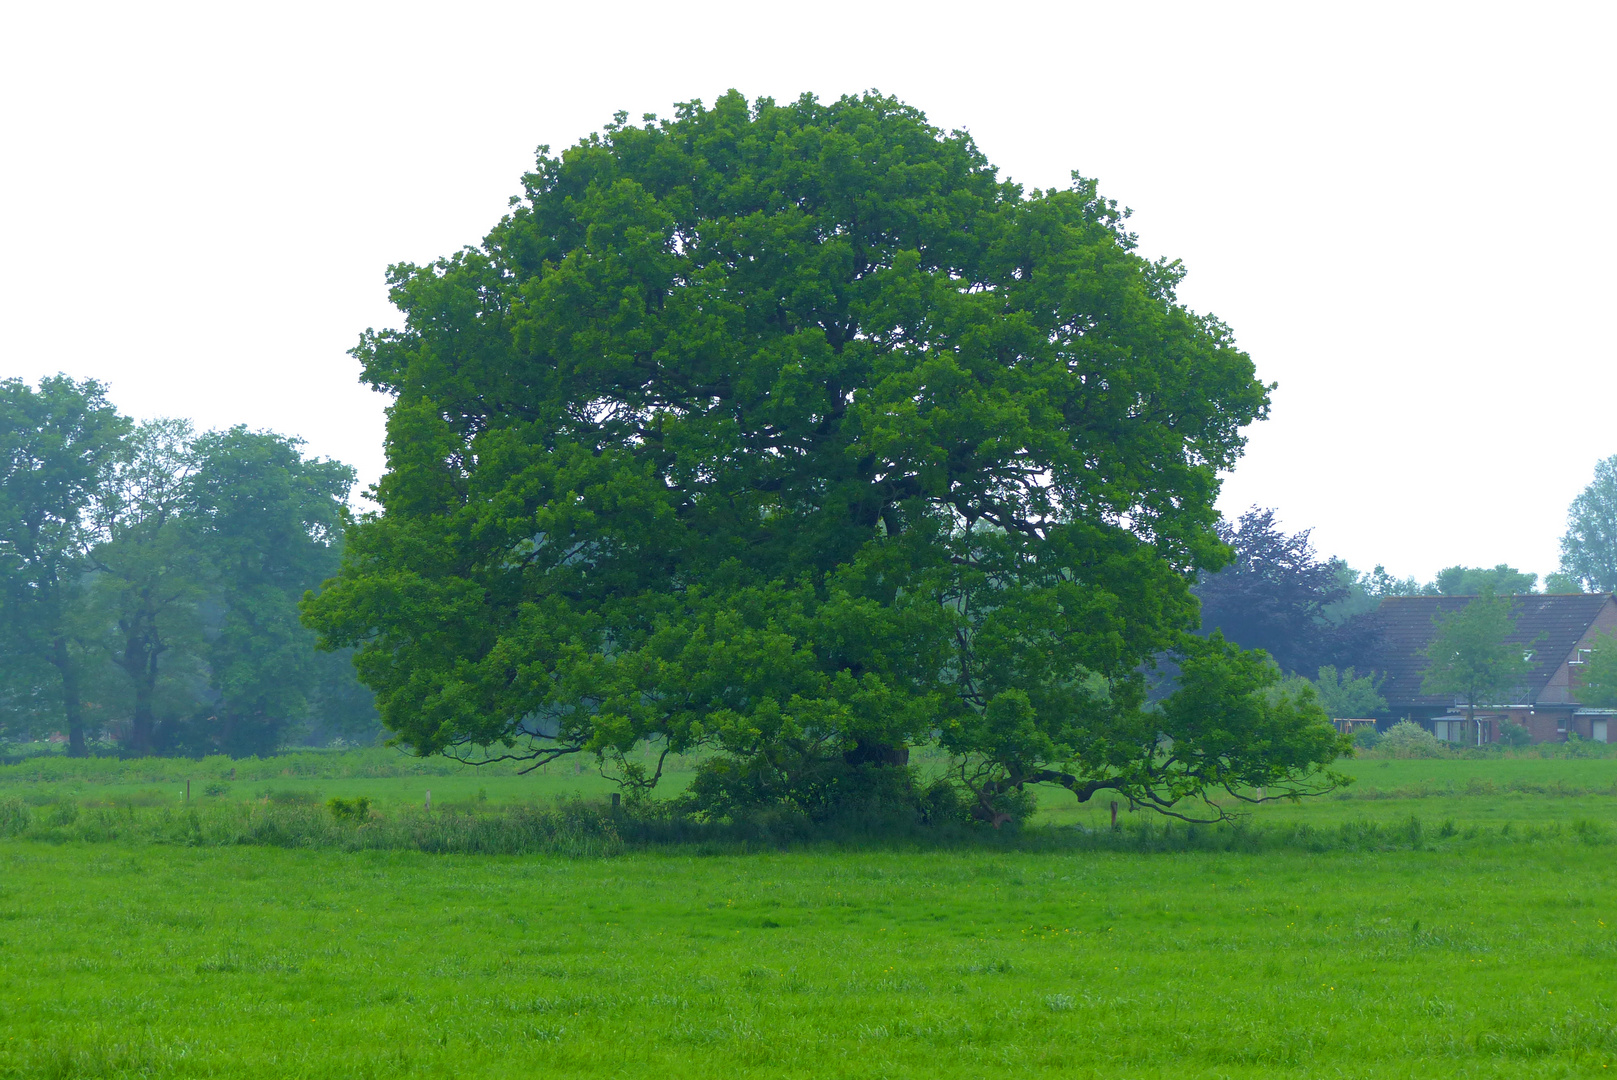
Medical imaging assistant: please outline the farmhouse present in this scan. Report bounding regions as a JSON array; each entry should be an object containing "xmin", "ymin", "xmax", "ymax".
[{"xmin": 1358, "ymin": 593, "xmax": 1617, "ymax": 744}]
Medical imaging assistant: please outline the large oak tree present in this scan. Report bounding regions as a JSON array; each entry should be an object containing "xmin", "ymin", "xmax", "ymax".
[{"xmin": 305, "ymin": 92, "xmax": 1345, "ymax": 821}]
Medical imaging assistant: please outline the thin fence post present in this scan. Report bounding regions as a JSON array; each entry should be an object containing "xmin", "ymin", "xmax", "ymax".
[
  {"xmin": 1110, "ymin": 801, "xmax": 1119, "ymax": 829},
  {"xmin": 424, "ymin": 790, "xmax": 431, "ymax": 811}
]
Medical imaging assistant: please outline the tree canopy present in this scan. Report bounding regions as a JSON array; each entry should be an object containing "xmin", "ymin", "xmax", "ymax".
[{"xmin": 304, "ymin": 91, "xmax": 1345, "ymax": 822}]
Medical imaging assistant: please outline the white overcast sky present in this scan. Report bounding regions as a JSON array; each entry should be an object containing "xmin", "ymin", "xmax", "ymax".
[{"xmin": 3, "ymin": 1, "xmax": 1612, "ymax": 584}]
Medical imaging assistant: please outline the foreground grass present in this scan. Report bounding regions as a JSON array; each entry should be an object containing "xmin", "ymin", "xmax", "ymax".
[
  {"xmin": 7, "ymin": 751, "xmax": 1617, "ymax": 1077},
  {"xmin": 4, "ymin": 836, "xmax": 1617, "ymax": 1078}
]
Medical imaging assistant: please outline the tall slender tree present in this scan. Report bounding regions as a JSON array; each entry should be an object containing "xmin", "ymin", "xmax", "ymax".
[
  {"xmin": 89, "ymin": 419, "xmax": 206, "ymax": 754},
  {"xmin": 188, "ymin": 427, "xmax": 356, "ymax": 755},
  {"xmin": 1560, "ymin": 455, "xmax": 1617, "ymax": 594}
]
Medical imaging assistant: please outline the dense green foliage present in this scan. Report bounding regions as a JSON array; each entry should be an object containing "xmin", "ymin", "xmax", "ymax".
[
  {"xmin": 0, "ymin": 378, "xmax": 377, "ymax": 755},
  {"xmin": 305, "ymin": 90, "xmax": 1345, "ymax": 822},
  {"xmin": 1560, "ymin": 454, "xmax": 1617, "ymax": 593}
]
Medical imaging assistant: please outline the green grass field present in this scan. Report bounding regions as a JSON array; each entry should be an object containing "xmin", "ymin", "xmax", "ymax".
[{"xmin": 5, "ymin": 750, "xmax": 1617, "ymax": 1077}]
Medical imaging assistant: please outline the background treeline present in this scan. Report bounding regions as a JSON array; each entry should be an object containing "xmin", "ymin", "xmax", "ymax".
[
  {"xmin": 1196, "ymin": 496, "xmax": 1617, "ymax": 719},
  {"xmin": 0, "ymin": 376, "xmax": 378, "ymax": 757},
  {"xmin": 4, "ymin": 371, "xmax": 1609, "ymax": 760}
]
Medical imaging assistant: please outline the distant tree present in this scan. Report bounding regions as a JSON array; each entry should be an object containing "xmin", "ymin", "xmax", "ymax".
[
  {"xmin": 1432, "ymin": 564, "xmax": 1538, "ymax": 596},
  {"xmin": 186, "ymin": 428, "xmax": 360, "ymax": 755},
  {"xmin": 1310, "ymin": 665, "xmax": 1386, "ymax": 718},
  {"xmin": 1194, "ymin": 507, "xmax": 1362, "ymax": 674},
  {"xmin": 0, "ymin": 376, "xmax": 130, "ymax": 755},
  {"xmin": 302, "ymin": 646, "xmax": 383, "ymax": 746},
  {"xmin": 0, "ymin": 649, "xmax": 59, "ymax": 745},
  {"xmin": 1420, "ymin": 587, "xmax": 1537, "ymax": 746},
  {"xmin": 1543, "ymin": 572, "xmax": 1583, "ymax": 594},
  {"xmin": 1319, "ymin": 563, "xmax": 1381, "ymax": 625},
  {"xmin": 1581, "ymin": 629, "xmax": 1617, "ymax": 708},
  {"xmin": 1351, "ymin": 726, "xmax": 1382, "ymax": 751},
  {"xmin": 1358, "ymin": 565, "xmax": 1429, "ymax": 598},
  {"xmin": 1560, "ymin": 456, "xmax": 1617, "ymax": 593},
  {"xmin": 88, "ymin": 419, "xmax": 208, "ymax": 755}
]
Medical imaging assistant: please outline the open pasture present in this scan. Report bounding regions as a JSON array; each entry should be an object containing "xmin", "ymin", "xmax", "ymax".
[
  {"xmin": 4, "ymin": 836, "xmax": 1617, "ymax": 1078},
  {"xmin": 5, "ymin": 751, "xmax": 1617, "ymax": 1077}
]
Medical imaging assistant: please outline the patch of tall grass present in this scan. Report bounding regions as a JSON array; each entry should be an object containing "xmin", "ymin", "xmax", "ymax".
[
  {"xmin": 0, "ymin": 747, "xmax": 518, "ymax": 786},
  {"xmin": 1, "ymin": 793, "xmax": 1608, "ymax": 857}
]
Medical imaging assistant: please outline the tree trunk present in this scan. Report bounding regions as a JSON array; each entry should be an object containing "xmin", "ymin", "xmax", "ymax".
[
  {"xmin": 50, "ymin": 636, "xmax": 87, "ymax": 757},
  {"xmin": 122, "ymin": 630, "xmax": 161, "ymax": 756},
  {"xmin": 129, "ymin": 662, "xmax": 157, "ymax": 755}
]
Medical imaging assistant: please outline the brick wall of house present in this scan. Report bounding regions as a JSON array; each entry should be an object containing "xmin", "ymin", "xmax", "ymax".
[
  {"xmin": 1525, "ymin": 710, "xmax": 1565, "ymax": 743},
  {"xmin": 1558, "ymin": 596, "xmax": 1617, "ymax": 704}
]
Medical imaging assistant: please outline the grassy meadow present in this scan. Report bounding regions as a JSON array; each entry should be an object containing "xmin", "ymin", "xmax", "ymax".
[{"xmin": 5, "ymin": 748, "xmax": 1617, "ymax": 1077}]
